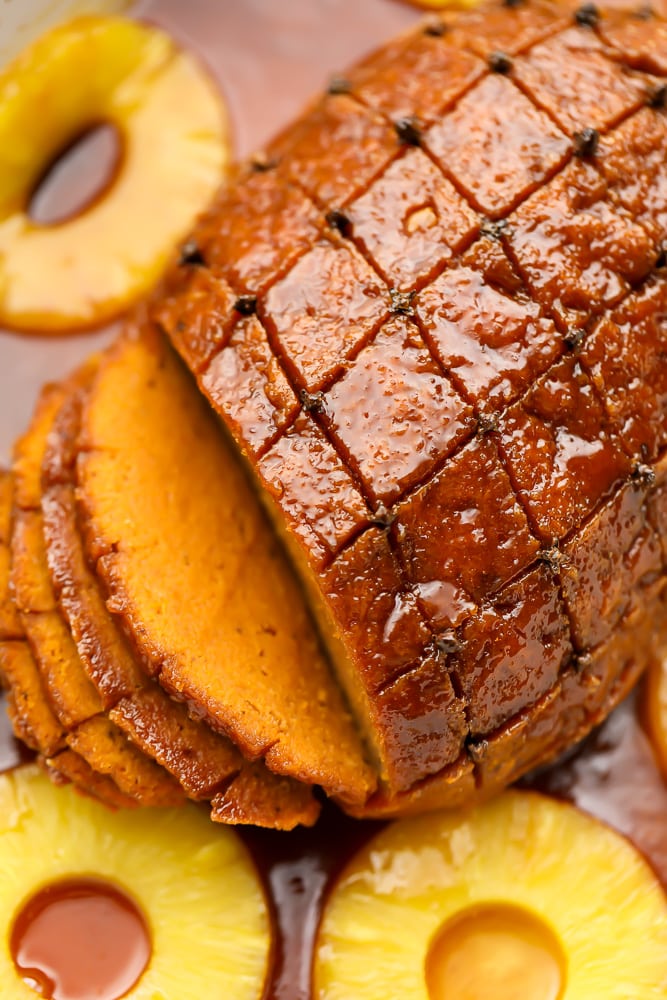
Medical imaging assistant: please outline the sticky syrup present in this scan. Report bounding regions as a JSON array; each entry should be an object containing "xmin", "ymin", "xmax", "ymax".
[{"xmin": 10, "ymin": 877, "xmax": 151, "ymax": 1000}]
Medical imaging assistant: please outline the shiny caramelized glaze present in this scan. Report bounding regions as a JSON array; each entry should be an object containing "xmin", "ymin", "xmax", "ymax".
[
  {"xmin": 156, "ymin": 0, "xmax": 667, "ymax": 812},
  {"xmin": 0, "ymin": 2, "xmax": 666, "ymax": 998}
]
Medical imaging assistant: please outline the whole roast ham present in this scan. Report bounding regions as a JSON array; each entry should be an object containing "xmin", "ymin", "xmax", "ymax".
[
  {"xmin": 4, "ymin": 0, "xmax": 667, "ymax": 825},
  {"xmin": 155, "ymin": 0, "xmax": 667, "ymax": 817}
]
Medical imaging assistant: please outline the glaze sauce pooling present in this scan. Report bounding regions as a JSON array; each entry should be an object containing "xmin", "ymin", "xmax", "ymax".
[
  {"xmin": 425, "ymin": 903, "xmax": 566, "ymax": 1000},
  {"xmin": 10, "ymin": 877, "xmax": 151, "ymax": 1000}
]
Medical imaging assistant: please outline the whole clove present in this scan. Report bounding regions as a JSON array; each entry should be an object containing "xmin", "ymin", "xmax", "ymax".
[
  {"xmin": 573, "ymin": 128, "xmax": 600, "ymax": 158},
  {"xmin": 234, "ymin": 295, "xmax": 258, "ymax": 316}
]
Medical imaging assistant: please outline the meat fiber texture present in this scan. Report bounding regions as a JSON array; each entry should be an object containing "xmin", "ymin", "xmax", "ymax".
[{"xmin": 154, "ymin": 0, "xmax": 667, "ymax": 815}]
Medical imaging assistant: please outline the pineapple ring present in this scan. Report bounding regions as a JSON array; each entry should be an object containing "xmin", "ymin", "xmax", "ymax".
[
  {"xmin": 644, "ymin": 652, "xmax": 667, "ymax": 779},
  {"xmin": 0, "ymin": 766, "xmax": 270, "ymax": 999},
  {"xmin": 315, "ymin": 790, "xmax": 667, "ymax": 1000},
  {"xmin": 0, "ymin": 16, "xmax": 229, "ymax": 333}
]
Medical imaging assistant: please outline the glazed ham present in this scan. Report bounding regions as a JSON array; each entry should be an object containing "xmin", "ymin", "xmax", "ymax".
[
  {"xmin": 2, "ymin": 0, "xmax": 667, "ymax": 824},
  {"xmin": 156, "ymin": 0, "xmax": 667, "ymax": 815}
]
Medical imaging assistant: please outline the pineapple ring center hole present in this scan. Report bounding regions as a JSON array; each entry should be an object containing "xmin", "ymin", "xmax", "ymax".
[
  {"xmin": 10, "ymin": 876, "xmax": 151, "ymax": 1000},
  {"xmin": 425, "ymin": 902, "xmax": 566, "ymax": 1000},
  {"xmin": 29, "ymin": 123, "xmax": 122, "ymax": 227}
]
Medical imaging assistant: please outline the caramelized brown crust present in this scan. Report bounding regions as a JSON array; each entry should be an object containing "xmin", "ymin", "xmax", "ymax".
[
  {"xmin": 0, "ymin": 438, "xmax": 181, "ymax": 808},
  {"xmin": 156, "ymin": 0, "xmax": 667, "ymax": 808},
  {"xmin": 210, "ymin": 764, "xmax": 320, "ymax": 830},
  {"xmin": 471, "ymin": 580, "xmax": 667, "ymax": 794},
  {"xmin": 1, "ymin": 466, "xmax": 66, "ymax": 756},
  {"xmin": 42, "ymin": 385, "xmax": 320, "ymax": 825},
  {"xmin": 1, "ymin": 636, "xmax": 140, "ymax": 811},
  {"xmin": 41, "ymin": 749, "xmax": 140, "ymax": 810},
  {"xmin": 0, "ymin": 639, "xmax": 64, "ymax": 758},
  {"xmin": 0, "ymin": 472, "xmax": 21, "ymax": 641},
  {"xmin": 65, "ymin": 716, "xmax": 184, "ymax": 807}
]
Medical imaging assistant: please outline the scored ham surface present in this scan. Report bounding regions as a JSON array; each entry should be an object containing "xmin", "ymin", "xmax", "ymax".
[{"xmin": 154, "ymin": 0, "xmax": 667, "ymax": 815}]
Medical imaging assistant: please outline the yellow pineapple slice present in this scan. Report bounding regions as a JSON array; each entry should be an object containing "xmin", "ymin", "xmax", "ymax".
[
  {"xmin": 644, "ymin": 652, "xmax": 667, "ymax": 779},
  {"xmin": 0, "ymin": 765, "xmax": 270, "ymax": 998},
  {"xmin": 315, "ymin": 790, "xmax": 667, "ymax": 1000},
  {"xmin": 0, "ymin": 16, "xmax": 229, "ymax": 332}
]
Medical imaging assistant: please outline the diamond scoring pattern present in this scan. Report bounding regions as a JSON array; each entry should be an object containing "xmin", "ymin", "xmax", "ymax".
[
  {"xmin": 346, "ymin": 147, "xmax": 480, "ymax": 291},
  {"xmin": 512, "ymin": 25, "xmax": 648, "ymax": 134},
  {"xmin": 346, "ymin": 25, "xmax": 485, "ymax": 125},
  {"xmin": 451, "ymin": 563, "xmax": 572, "ymax": 735},
  {"xmin": 257, "ymin": 414, "xmax": 369, "ymax": 569},
  {"xmin": 395, "ymin": 435, "xmax": 540, "ymax": 629},
  {"xmin": 263, "ymin": 238, "xmax": 389, "ymax": 393},
  {"xmin": 417, "ymin": 237, "xmax": 563, "ymax": 413},
  {"xmin": 323, "ymin": 316, "xmax": 475, "ymax": 506},
  {"xmin": 197, "ymin": 169, "xmax": 322, "ymax": 295},
  {"xmin": 155, "ymin": 1, "xmax": 667, "ymax": 794},
  {"xmin": 596, "ymin": 108, "xmax": 667, "ymax": 253},
  {"xmin": 201, "ymin": 315, "xmax": 299, "ymax": 460},
  {"xmin": 496, "ymin": 355, "xmax": 632, "ymax": 541},
  {"xmin": 505, "ymin": 157, "xmax": 659, "ymax": 332},
  {"xmin": 580, "ymin": 277, "xmax": 667, "ymax": 464},
  {"xmin": 425, "ymin": 73, "xmax": 571, "ymax": 219},
  {"xmin": 597, "ymin": 8, "xmax": 667, "ymax": 75},
  {"xmin": 266, "ymin": 93, "xmax": 399, "ymax": 209},
  {"xmin": 439, "ymin": 0, "xmax": 572, "ymax": 59}
]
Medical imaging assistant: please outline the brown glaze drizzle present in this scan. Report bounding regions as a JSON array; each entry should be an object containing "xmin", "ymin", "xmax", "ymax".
[
  {"xmin": 10, "ymin": 876, "xmax": 151, "ymax": 1000},
  {"xmin": 243, "ymin": 812, "xmax": 382, "ymax": 1000},
  {"xmin": 526, "ymin": 691, "xmax": 667, "ymax": 886}
]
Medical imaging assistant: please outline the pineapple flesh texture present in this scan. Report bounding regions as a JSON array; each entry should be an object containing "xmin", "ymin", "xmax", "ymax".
[
  {"xmin": 0, "ymin": 765, "xmax": 270, "ymax": 999},
  {"xmin": 314, "ymin": 790, "xmax": 667, "ymax": 1000},
  {"xmin": 0, "ymin": 16, "xmax": 229, "ymax": 332}
]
